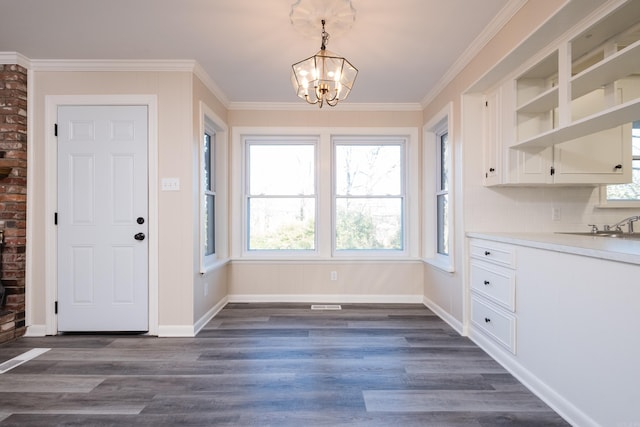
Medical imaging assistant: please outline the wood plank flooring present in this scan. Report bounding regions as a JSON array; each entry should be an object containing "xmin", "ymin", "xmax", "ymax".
[{"xmin": 0, "ymin": 303, "xmax": 569, "ymax": 426}]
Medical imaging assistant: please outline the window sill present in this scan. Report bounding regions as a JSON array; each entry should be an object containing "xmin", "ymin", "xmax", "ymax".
[
  {"xmin": 423, "ymin": 257, "xmax": 455, "ymax": 273},
  {"xmin": 231, "ymin": 257, "xmax": 422, "ymax": 264},
  {"xmin": 596, "ymin": 202, "xmax": 640, "ymax": 209},
  {"xmin": 200, "ymin": 258, "xmax": 230, "ymax": 275}
]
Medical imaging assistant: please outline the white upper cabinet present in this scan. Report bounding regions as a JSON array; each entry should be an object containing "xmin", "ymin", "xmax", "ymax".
[
  {"xmin": 511, "ymin": 0, "xmax": 640, "ymax": 150},
  {"xmin": 483, "ymin": 0, "xmax": 638, "ymax": 186}
]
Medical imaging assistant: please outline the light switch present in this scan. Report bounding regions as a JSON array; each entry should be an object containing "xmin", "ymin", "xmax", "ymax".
[{"xmin": 161, "ymin": 177, "xmax": 180, "ymax": 191}]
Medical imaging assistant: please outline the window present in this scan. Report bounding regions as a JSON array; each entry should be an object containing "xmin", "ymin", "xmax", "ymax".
[
  {"xmin": 200, "ymin": 105, "xmax": 227, "ymax": 273},
  {"xmin": 246, "ymin": 139, "xmax": 316, "ymax": 251},
  {"xmin": 423, "ymin": 102, "xmax": 454, "ymax": 272},
  {"xmin": 334, "ymin": 139, "xmax": 405, "ymax": 253},
  {"xmin": 203, "ymin": 131, "xmax": 215, "ymax": 257},
  {"xmin": 605, "ymin": 121, "xmax": 640, "ymax": 204},
  {"xmin": 436, "ymin": 130, "xmax": 450, "ymax": 255}
]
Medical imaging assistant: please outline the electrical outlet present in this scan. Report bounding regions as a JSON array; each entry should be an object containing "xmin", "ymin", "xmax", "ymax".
[
  {"xmin": 204, "ymin": 282, "xmax": 209, "ymax": 296},
  {"xmin": 551, "ymin": 207, "xmax": 561, "ymax": 221},
  {"xmin": 330, "ymin": 271, "xmax": 338, "ymax": 281}
]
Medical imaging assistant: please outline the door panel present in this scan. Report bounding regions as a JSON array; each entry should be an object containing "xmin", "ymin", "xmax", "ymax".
[{"xmin": 57, "ymin": 105, "xmax": 148, "ymax": 332}]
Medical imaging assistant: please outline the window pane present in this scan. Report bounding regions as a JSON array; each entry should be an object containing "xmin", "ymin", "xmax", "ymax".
[
  {"xmin": 607, "ymin": 159, "xmax": 640, "ymax": 201},
  {"xmin": 335, "ymin": 198, "xmax": 402, "ymax": 250},
  {"xmin": 440, "ymin": 132, "xmax": 449, "ymax": 191},
  {"xmin": 335, "ymin": 145, "xmax": 401, "ymax": 195},
  {"xmin": 437, "ymin": 194, "xmax": 449, "ymax": 255},
  {"xmin": 204, "ymin": 194, "xmax": 215, "ymax": 255},
  {"xmin": 249, "ymin": 144, "xmax": 315, "ymax": 195},
  {"xmin": 204, "ymin": 133, "xmax": 212, "ymax": 192},
  {"xmin": 248, "ymin": 198, "xmax": 315, "ymax": 250}
]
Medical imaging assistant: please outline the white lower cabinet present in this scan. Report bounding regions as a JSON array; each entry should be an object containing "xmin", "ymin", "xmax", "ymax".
[
  {"xmin": 467, "ymin": 236, "xmax": 640, "ymax": 427},
  {"xmin": 469, "ymin": 239, "xmax": 517, "ymax": 354}
]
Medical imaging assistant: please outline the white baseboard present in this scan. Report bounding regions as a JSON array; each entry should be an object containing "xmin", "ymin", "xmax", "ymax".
[
  {"xmin": 24, "ymin": 324, "xmax": 47, "ymax": 337},
  {"xmin": 469, "ymin": 329, "xmax": 598, "ymax": 427},
  {"xmin": 422, "ymin": 295, "xmax": 464, "ymax": 335},
  {"xmin": 227, "ymin": 294, "xmax": 423, "ymax": 304},
  {"xmin": 193, "ymin": 296, "xmax": 228, "ymax": 336},
  {"xmin": 157, "ymin": 325, "xmax": 196, "ymax": 338}
]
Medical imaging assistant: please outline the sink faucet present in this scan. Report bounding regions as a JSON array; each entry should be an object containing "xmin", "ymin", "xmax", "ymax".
[{"xmin": 604, "ymin": 216, "xmax": 640, "ymax": 233}]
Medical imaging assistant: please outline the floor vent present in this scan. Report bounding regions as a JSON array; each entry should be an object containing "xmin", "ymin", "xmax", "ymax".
[
  {"xmin": 311, "ymin": 304, "xmax": 342, "ymax": 310},
  {"xmin": 0, "ymin": 348, "xmax": 50, "ymax": 374}
]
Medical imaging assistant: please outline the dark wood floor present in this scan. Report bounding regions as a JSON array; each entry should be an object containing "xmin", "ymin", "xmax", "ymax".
[{"xmin": 0, "ymin": 303, "xmax": 568, "ymax": 426}]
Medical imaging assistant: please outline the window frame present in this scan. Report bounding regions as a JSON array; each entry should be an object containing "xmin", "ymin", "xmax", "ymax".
[
  {"xmin": 243, "ymin": 136, "xmax": 319, "ymax": 256},
  {"xmin": 203, "ymin": 129, "xmax": 216, "ymax": 258},
  {"xmin": 232, "ymin": 127, "xmax": 420, "ymax": 260},
  {"xmin": 199, "ymin": 103, "xmax": 228, "ymax": 274},
  {"xmin": 332, "ymin": 136, "xmax": 408, "ymax": 257},
  {"xmin": 423, "ymin": 103, "xmax": 454, "ymax": 272},
  {"xmin": 599, "ymin": 121, "xmax": 640, "ymax": 208}
]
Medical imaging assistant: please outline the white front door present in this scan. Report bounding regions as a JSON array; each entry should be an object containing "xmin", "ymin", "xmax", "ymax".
[{"xmin": 57, "ymin": 105, "xmax": 148, "ymax": 332}]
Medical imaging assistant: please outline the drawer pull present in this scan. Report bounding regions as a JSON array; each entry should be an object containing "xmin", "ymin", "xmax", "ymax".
[
  {"xmin": 483, "ymin": 280, "xmax": 490, "ymax": 285},
  {"xmin": 484, "ymin": 251, "xmax": 491, "ymax": 256},
  {"xmin": 484, "ymin": 317, "xmax": 491, "ymax": 323}
]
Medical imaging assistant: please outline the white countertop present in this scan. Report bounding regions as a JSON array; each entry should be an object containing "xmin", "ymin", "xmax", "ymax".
[{"xmin": 467, "ymin": 232, "xmax": 640, "ymax": 266}]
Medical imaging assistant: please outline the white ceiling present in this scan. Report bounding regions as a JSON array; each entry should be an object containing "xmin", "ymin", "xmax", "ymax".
[{"xmin": 0, "ymin": 0, "xmax": 516, "ymax": 106}]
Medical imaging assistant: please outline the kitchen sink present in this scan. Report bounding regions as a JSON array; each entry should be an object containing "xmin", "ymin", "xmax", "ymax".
[{"xmin": 557, "ymin": 231, "xmax": 640, "ymax": 240}]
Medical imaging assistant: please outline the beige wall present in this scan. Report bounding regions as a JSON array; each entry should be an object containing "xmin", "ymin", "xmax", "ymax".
[
  {"xmin": 30, "ymin": 70, "xmax": 201, "ymax": 332},
  {"xmin": 230, "ymin": 261, "xmax": 423, "ymax": 301}
]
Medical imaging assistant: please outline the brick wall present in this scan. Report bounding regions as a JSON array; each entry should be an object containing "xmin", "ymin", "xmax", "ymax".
[{"xmin": 0, "ymin": 64, "xmax": 27, "ymax": 344}]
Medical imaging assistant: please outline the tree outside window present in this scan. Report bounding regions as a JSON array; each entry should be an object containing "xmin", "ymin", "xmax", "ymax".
[
  {"xmin": 246, "ymin": 142, "xmax": 316, "ymax": 251},
  {"xmin": 334, "ymin": 141, "xmax": 404, "ymax": 251}
]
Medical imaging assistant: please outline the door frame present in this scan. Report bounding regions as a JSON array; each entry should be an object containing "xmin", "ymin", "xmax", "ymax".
[{"xmin": 43, "ymin": 95, "xmax": 159, "ymax": 335}]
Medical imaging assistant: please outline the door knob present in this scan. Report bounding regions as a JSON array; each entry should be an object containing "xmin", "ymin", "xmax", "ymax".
[{"xmin": 134, "ymin": 232, "xmax": 146, "ymax": 241}]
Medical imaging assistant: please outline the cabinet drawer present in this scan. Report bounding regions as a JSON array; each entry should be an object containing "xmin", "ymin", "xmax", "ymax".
[
  {"xmin": 470, "ymin": 261, "xmax": 516, "ymax": 311},
  {"xmin": 469, "ymin": 240, "xmax": 516, "ymax": 268},
  {"xmin": 471, "ymin": 297, "xmax": 516, "ymax": 354}
]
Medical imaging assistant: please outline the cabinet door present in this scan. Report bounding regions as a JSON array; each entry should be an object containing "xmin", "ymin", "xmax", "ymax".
[
  {"xmin": 553, "ymin": 88, "xmax": 631, "ymax": 184},
  {"xmin": 507, "ymin": 147, "xmax": 554, "ymax": 184},
  {"xmin": 553, "ymin": 124, "xmax": 630, "ymax": 184},
  {"xmin": 483, "ymin": 89, "xmax": 502, "ymax": 186}
]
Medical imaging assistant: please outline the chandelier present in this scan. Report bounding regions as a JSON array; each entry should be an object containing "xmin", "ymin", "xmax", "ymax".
[{"xmin": 290, "ymin": 19, "xmax": 358, "ymax": 108}]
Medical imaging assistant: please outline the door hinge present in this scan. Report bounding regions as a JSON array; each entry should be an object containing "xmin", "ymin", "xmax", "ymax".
[
  {"xmin": 485, "ymin": 100, "xmax": 489, "ymax": 107},
  {"xmin": 54, "ymin": 301, "xmax": 58, "ymax": 314},
  {"xmin": 550, "ymin": 166, "xmax": 555, "ymax": 176},
  {"xmin": 54, "ymin": 212, "xmax": 58, "ymax": 225},
  {"xmin": 54, "ymin": 123, "xmax": 58, "ymax": 136}
]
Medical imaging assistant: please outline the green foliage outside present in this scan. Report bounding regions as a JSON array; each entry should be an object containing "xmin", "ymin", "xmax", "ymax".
[
  {"xmin": 335, "ymin": 207, "xmax": 401, "ymax": 250},
  {"xmin": 250, "ymin": 218, "xmax": 315, "ymax": 250}
]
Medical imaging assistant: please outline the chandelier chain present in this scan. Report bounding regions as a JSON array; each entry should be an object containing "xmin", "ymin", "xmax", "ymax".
[{"xmin": 320, "ymin": 19, "xmax": 329, "ymax": 50}]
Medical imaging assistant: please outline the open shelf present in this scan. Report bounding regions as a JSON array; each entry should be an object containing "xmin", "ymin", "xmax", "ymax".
[
  {"xmin": 516, "ymin": 86, "xmax": 558, "ymax": 113},
  {"xmin": 571, "ymin": 39, "xmax": 640, "ymax": 100},
  {"xmin": 511, "ymin": 98, "xmax": 640, "ymax": 149}
]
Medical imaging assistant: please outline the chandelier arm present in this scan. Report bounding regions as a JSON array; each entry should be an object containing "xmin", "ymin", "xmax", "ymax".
[
  {"xmin": 304, "ymin": 94, "xmax": 320, "ymax": 105},
  {"xmin": 325, "ymin": 97, "xmax": 339, "ymax": 107}
]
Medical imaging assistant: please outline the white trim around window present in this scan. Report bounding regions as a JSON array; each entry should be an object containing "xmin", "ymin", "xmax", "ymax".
[
  {"xmin": 230, "ymin": 127, "xmax": 420, "ymax": 260},
  {"xmin": 423, "ymin": 102, "xmax": 455, "ymax": 272},
  {"xmin": 199, "ymin": 102, "xmax": 228, "ymax": 273}
]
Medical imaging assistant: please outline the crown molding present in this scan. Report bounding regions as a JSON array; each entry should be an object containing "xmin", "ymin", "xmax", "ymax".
[
  {"xmin": 420, "ymin": 0, "xmax": 527, "ymax": 107},
  {"xmin": 29, "ymin": 58, "xmax": 198, "ymax": 72},
  {"xmin": 192, "ymin": 62, "xmax": 230, "ymax": 108},
  {"xmin": 0, "ymin": 52, "xmax": 31, "ymax": 69},
  {"xmin": 28, "ymin": 58, "xmax": 232, "ymax": 109},
  {"xmin": 228, "ymin": 101, "xmax": 423, "ymax": 112}
]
